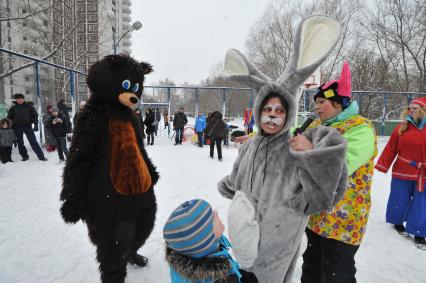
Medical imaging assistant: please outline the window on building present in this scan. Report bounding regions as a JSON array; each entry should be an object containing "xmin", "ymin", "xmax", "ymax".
[
  {"xmin": 25, "ymin": 76, "xmax": 30, "ymax": 81},
  {"xmin": 23, "ymin": 36, "xmax": 27, "ymax": 41},
  {"xmin": 88, "ymin": 24, "xmax": 97, "ymax": 33},
  {"xmin": 7, "ymin": 22, "xmax": 11, "ymax": 28},
  {"xmin": 78, "ymin": 45, "xmax": 86, "ymax": 53},
  {"xmin": 88, "ymin": 55, "xmax": 97, "ymax": 63},
  {"xmin": 26, "ymin": 90, "xmax": 30, "ymax": 94},
  {"xmin": 87, "ymin": 14, "xmax": 97, "ymax": 23},
  {"xmin": 77, "ymin": 23, "xmax": 85, "ymax": 33},
  {"xmin": 7, "ymin": 37, "xmax": 11, "ymax": 42},
  {"xmin": 88, "ymin": 4, "xmax": 97, "ymax": 12},
  {"xmin": 77, "ymin": 35, "xmax": 85, "ymax": 43},
  {"xmin": 88, "ymin": 34, "xmax": 98, "ymax": 43},
  {"xmin": 10, "ymin": 79, "xmax": 13, "ymax": 84},
  {"xmin": 43, "ymin": 20, "xmax": 48, "ymax": 27},
  {"xmin": 23, "ymin": 21, "xmax": 27, "ymax": 27},
  {"xmin": 88, "ymin": 45, "xmax": 98, "ymax": 52},
  {"xmin": 77, "ymin": 4, "xmax": 85, "ymax": 12},
  {"xmin": 23, "ymin": 50, "xmax": 28, "ymax": 54},
  {"xmin": 22, "ymin": 9, "xmax": 27, "ymax": 14}
]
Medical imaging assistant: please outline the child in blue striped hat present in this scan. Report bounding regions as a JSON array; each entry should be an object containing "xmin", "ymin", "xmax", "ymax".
[{"xmin": 163, "ymin": 199, "xmax": 258, "ymax": 283}]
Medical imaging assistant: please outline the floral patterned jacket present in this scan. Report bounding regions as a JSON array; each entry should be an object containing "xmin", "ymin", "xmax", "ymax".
[{"xmin": 307, "ymin": 107, "xmax": 377, "ymax": 246}]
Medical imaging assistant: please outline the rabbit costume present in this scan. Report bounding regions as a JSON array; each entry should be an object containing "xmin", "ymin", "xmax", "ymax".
[{"xmin": 218, "ymin": 15, "xmax": 348, "ymax": 282}]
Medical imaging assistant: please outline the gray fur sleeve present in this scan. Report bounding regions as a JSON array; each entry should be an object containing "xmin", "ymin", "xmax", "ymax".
[
  {"xmin": 217, "ymin": 141, "xmax": 250, "ymax": 199},
  {"xmin": 288, "ymin": 126, "xmax": 348, "ymax": 215}
]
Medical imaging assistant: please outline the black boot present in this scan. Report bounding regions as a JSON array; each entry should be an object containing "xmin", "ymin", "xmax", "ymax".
[
  {"xmin": 394, "ymin": 224, "xmax": 407, "ymax": 235},
  {"xmin": 415, "ymin": 236, "xmax": 426, "ymax": 250},
  {"xmin": 22, "ymin": 156, "xmax": 29, "ymax": 161},
  {"xmin": 128, "ymin": 253, "xmax": 148, "ymax": 267}
]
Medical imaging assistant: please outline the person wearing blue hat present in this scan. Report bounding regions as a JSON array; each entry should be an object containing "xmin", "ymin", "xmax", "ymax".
[{"xmin": 163, "ymin": 199, "xmax": 258, "ymax": 283}]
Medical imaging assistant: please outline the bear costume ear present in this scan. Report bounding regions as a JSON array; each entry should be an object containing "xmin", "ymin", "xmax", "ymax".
[{"xmin": 141, "ymin": 62, "xmax": 153, "ymax": 75}]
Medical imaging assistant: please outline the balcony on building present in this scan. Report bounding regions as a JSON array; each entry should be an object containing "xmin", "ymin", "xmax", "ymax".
[
  {"xmin": 122, "ymin": 14, "xmax": 131, "ymax": 23},
  {"xmin": 122, "ymin": 6, "xmax": 131, "ymax": 14},
  {"xmin": 122, "ymin": 0, "xmax": 131, "ymax": 6}
]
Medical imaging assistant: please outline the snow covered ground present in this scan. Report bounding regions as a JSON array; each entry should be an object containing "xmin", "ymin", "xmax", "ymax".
[{"xmin": 1, "ymin": 126, "xmax": 425, "ymax": 283}]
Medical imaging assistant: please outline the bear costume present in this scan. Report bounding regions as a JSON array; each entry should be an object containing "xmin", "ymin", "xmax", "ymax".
[{"xmin": 60, "ymin": 55, "xmax": 159, "ymax": 283}]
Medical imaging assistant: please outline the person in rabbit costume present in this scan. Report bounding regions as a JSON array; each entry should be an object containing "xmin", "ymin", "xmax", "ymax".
[{"xmin": 217, "ymin": 15, "xmax": 348, "ymax": 282}]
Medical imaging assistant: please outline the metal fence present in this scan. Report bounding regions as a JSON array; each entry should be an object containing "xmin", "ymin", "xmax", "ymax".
[
  {"xmin": 301, "ymin": 90, "xmax": 426, "ymax": 136},
  {"xmin": 2, "ymin": 48, "xmax": 425, "ymax": 137}
]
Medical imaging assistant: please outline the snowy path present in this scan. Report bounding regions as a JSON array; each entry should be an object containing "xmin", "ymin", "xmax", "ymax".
[{"xmin": 0, "ymin": 135, "xmax": 425, "ymax": 283}]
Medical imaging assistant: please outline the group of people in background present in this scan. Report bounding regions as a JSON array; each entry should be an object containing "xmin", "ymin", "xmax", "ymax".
[
  {"xmin": 1, "ymin": 75, "xmax": 425, "ymax": 282},
  {"xmin": 0, "ymin": 93, "xmax": 88, "ymax": 164}
]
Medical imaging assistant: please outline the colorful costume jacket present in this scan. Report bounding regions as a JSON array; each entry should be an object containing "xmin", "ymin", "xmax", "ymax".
[{"xmin": 307, "ymin": 108, "xmax": 377, "ymax": 246}]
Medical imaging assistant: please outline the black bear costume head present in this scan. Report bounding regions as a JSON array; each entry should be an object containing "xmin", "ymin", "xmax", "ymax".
[{"xmin": 87, "ymin": 55, "xmax": 153, "ymax": 112}]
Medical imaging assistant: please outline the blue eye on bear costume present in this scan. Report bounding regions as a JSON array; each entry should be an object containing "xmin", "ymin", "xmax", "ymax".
[
  {"xmin": 122, "ymin": 79, "xmax": 131, "ymax": 90},
  {"xmin": 132, "ymin": 83, "xmax": 139, "ymax": 93}
]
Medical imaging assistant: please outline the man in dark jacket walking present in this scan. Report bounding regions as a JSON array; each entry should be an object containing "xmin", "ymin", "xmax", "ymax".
[
  {"xmin": 173, "ymin": 107, "xmax": 188, "ymax": 145},
  {"xmin": 7, "ymin": 93, "xmax": 47, "ymax": 161},
  {"xmin": 47, "ymin": 107, "xmax": 69, "ymax": 161}
]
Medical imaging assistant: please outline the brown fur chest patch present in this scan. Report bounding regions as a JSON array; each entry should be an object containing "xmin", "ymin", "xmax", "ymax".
[{"xmin": 109, "ymin": 119, "xmax": 152, "ymax": 195}]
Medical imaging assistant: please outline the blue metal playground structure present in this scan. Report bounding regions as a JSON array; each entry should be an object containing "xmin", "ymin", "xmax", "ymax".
[{"xmin": 1, "ymin": 47, "xmax": 425, "ymax": 139}]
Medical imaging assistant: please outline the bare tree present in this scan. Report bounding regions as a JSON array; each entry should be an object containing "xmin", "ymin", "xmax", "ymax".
[
  {"xmin": 245, "ymin": 0, "xmax": 368, "ymax": 83},
  {"xmin": 366, "ymin": 0, "xmax": 425, "ymax": 92}
]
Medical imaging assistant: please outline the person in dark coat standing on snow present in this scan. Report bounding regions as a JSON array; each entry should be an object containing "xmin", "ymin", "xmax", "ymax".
[
  {"xmin": 0, "ymin": 118, "xmax": 16, "ymax": 163},
  {"xmin": 135, "ymin": 108, "xmax": 146, "ymax": 140},
  {"xmin": 144, "ymin": 108, "xmax": 155, "ymax": 145},
  {"xmin": 173, "ymin": 107, "xmax": 187, "ymax": 145},
  {"xmin": 206, "ymin": 111, "xmax": 226, "ymax": 161},
  {"xmin": 7, "ymin": 93, "xmax": 47, "ymax": 161},
  {"xmin": 42, "ymin": 105, "xmax": 56, "ymax": 152},
  {"xmin": 47, "ymin": 106, "xmax": 69, "ymax": 161},
  {"xmin": 57, "ymin": 99, "xmax": 72, "ymax": 133},
  {"xmin": 375, "ymin": 97, "xmax": 426, "ymax": 250}
]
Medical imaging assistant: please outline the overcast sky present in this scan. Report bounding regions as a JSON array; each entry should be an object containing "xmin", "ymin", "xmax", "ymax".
[{"xmin": 131, "ymin": 0, "xmax": 272, "ymax": 86}]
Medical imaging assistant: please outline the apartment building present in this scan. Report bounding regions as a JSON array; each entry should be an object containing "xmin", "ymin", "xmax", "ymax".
[{"xmin": 0, "ymin": 0, "xmax": 133, "ymax": 107}]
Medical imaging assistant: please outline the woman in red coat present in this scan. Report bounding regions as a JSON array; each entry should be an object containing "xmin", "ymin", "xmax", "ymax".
[{"xmin": 375, "ymin": 97, "xmax": 426, "ymax": 249}]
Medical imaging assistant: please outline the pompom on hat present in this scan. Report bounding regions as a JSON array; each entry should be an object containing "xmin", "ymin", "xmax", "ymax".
[
  {"xmin": 410, "ymin": 97, "xmax": 426, "ymax": 108},
  {"xmin": 163, "ymin": 199, "xmax": 219, "ymax": 258},
  {"xmin": 314, "ymin": 62, "xmax": 352, "ymax": 109}
]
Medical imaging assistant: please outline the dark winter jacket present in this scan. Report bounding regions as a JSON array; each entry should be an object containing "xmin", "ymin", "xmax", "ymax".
[
  {"xmin": 173, "ymin": 111, "xmax": 188, "ymax": 129},
  {"xmin": 207, "ymin": 112, "xmax": 226, "ymax": 139},
  {"xmin": 136, "ymin": 113, "xmax": 146, "ymax": 139},
  {"xmin": 42, "ymin": 111, "xmax": 55, "ymax": 145},
  {"xmin": 144, "ymin": 109, "xmax": 156, "ymax": 133},
  {"xmin": 60, "ymin": 101, "xmax": 159, "ymax": 224},
  {"xmin": 7, "ymin": 102, "xmax": 38, "ymax": 126},
  {"xmin": 57, "ymin": 101, "xmax": 72, "ymax": 133},
  {"xmin": 47, "ymin": 113, "xmax": 69, "ymax": 138},
  {"xmin": 0, "ymin": 128, "xmax": 16, "ymax": 147}
]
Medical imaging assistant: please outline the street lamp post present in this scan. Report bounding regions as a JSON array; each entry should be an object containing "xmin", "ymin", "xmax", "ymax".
[
  {"xmin": 115, "ymin": 21, "xmax": 142, "ymax": 53},
  {"xmin": 108, "ymin": 11, "xmax": 142, "ymax": 55}
]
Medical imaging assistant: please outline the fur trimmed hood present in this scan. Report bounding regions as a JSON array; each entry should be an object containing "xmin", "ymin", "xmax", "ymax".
[{"xmin": 165, "ymin": 247, "xmax": 232, "ymax": 281}]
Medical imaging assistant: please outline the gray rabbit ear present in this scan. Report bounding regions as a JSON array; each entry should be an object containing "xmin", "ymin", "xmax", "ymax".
[
  {"xmin": 279, "ymin": 15, "xmax": 341, "ymax": 94},
  {"xmin": 222, "ymin": 49, "xmax": 270, "ymax": 91}
]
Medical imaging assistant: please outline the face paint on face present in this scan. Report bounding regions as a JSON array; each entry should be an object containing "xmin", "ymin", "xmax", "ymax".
[
  {"xmin": 260, "ymin": 115, "xmax": 284, "ymax": 125},
  {"xmin": 260, "ymin": 97, "xmax": 287, "ymax": 135}
]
